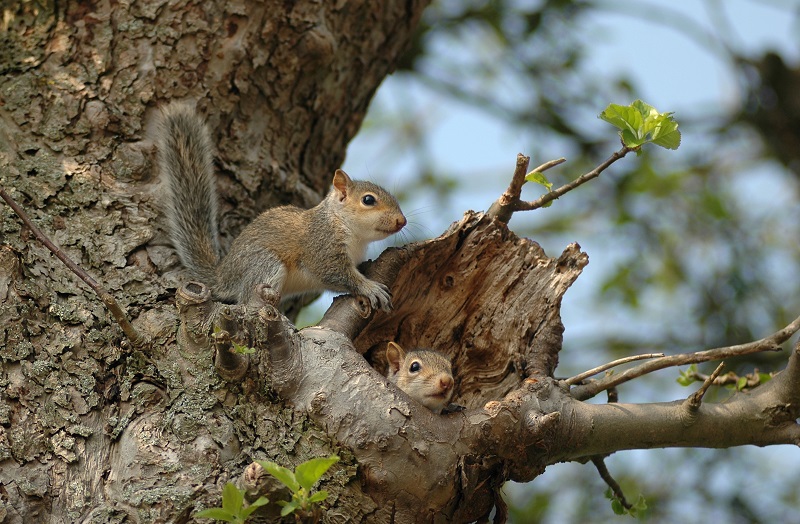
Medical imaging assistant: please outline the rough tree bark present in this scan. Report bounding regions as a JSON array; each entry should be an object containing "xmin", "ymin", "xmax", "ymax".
[{"xmin": 2, "ymin": 1, "xmax": 800, "ymax": 523}]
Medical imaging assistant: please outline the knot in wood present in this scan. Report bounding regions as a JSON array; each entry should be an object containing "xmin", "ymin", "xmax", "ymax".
[
  {"xmin": 442, "ymin": 274, "xmax": 455, "ymax": 288},
  {"xmin": 525, "ymin": 411, "xmax": 559, "ymax": 436},
  {"xmin": 176, "ymin": 280, "xmax": 211, "ymax": 307},
  {"xmin": 355, "ymin": 296, "xmax": 373, "ymax": 318},
  {"xmin": 310, "ymin": 392, "xmax": 328, "ymax": 414},
  {"xmin": 253, "ymin": 283, "xmax": 281, "ymax": 307},
  {"xmin": 764, "ymin": 403, "xmax": 795, "ymax": 426},
  {"xmin": 483, "ymin": 400, "xmax": 503, "ymax": 417},
  {"xmin": 298, "ymin": 24, "xmax": 336, "ymax": 63},
  {"xmin": 257, "ymin": 304, "xmax": 281, "ymax": 323}
]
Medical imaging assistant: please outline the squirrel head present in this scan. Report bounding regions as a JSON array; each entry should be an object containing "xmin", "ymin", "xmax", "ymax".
[
  {"xmin": 331, "ymin": 169, "xmax": 407, "ymax": 239},
  {"xmin": 386, "ymin": 341, "xmax": 454, "ymax": 414}
]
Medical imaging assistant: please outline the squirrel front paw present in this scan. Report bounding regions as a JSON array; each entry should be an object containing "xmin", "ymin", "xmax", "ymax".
[{"xmin": 359, "ymin": 279, "xmax": 393, "ymax": 312}]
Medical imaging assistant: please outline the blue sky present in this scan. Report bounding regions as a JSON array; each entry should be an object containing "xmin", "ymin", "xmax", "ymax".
[
  {"xmin": 339, "ymin": 1, "xmax": 799, "ymax": 354},
  {"xmin": 335, "ymin": 3, "xmax": 800, "ymax": 518}
]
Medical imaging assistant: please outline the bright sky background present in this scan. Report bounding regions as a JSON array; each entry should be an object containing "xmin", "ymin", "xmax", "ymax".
[
  {"xmin": 344, "ymin": 0, "xmax": 800, "ymax": 344},
  {"xmin": 337, "ymin": 1, "xmax": 800, "ymax": 519},
  {"xmin": 340, "ymin": 0, "xmax": 799, "ymax": 348}
]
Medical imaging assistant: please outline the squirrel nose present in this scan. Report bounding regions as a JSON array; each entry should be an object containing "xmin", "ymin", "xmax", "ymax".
[
  {"xmin": 396, "ymin": 215, "xmax": 407, "ymax": 231},
  {"xmin": 440, "ymin": 376, "xmax": 453, "ymax": 392}
]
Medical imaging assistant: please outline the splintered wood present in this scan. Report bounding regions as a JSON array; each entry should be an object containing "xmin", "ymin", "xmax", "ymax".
[{"xmin": 355, "ymin": 211, "xmax": 588, "ymax": 409}]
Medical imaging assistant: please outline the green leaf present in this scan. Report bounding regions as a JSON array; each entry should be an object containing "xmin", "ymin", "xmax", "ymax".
[
  {"xmin": 737, "ymin": 376, "xmax": 748, "ymax": 391},
  {"xmin": 295, "ymin": 455, "xmax": 340, "ymax": 491},
  {"xmin": 758, "ymin": 372, "xmax": 772, "ymax": 384},
  {"xmin": 525, "ymin": 170, "xmax": 553, "ymax": 191},
  {"xmin": 239, "ymin": 496, "xmax": 270, "ymax": 519},
  {"xmin": 195, "ymin": 508, "xmax": 237, "ymax": 522},
  {"xmin": 610, "ymin": 498, "xmax": 625, "ymax": 515},
  {"xmin": 308, "ymin": 490, "xmax": 329, "ymax": 503},
  {"xmin": 221, "ymin": 482, "xmax": 244, "ymax": 513},
  {"xmin": 231, "ymin": 341, "xmax": 256, "ymax": 355},
  {"xmin": 257, "ymin": 461, "xmax": 300, "ymax": 493},
  {"xmin": 676, "ymin": 364, "xmax": 697, "ymax": 387},
  {"xmin": 650, "ymin": 118, "xmax": 681, "ymax": 149},
  {"xmin": 279, "ymin": 500, "xmax": 300, "ymax": 517},
  {"xmin": 599, "ymin": 103, "xmax": 643, "ymax": 139},
  {"xmin": 599, "ymin": 99, "xmax": 681, "ymax": 150}
]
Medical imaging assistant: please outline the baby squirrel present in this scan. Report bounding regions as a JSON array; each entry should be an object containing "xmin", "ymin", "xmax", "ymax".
[
  {"xmin": 386, "ymin": 342, "xmax": 454, "ymax": 414},
  {"xmin": 156, "ymin": 104, "xmax": 406, "ymax": 309}
]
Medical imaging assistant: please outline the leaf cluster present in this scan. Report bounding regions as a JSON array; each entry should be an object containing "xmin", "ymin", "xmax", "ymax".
[
  {"xmin": 605, "ymin": 488, "xmax": 647, "ymax": 518},
  {"xmin": 677, "ymin": 364, "xmax": 773, "ymax": 391},
  {"xmin": 599, "ymin": 100, "xmax": 681, "ymax": 150},
  {"xmin": 195, "ymin": 483, "xmax": 269, "ymax": 524},
  {"xmin": 196, "ymin": 455, "xmax": 339, "ymax": 523},
  {"xmin": 256, "ymin": 455, "xmax": 340, "ymax": 517}
]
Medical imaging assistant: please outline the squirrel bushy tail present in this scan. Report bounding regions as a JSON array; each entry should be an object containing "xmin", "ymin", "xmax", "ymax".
[
  {"xmin": 157, "ymin": 104, "xmax": 220, "ymax": 287},
  {"xmin": 156, "ymin": 103, "xmax": 405, "ymax": 307}
]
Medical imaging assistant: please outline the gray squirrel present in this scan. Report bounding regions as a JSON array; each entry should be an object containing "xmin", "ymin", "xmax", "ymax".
[
  {"xmin": 156, "ymin": 103, "xmax": 406, "ymax": 309},
  {"xmin": 386, "ymin": 342, "xmax": 455, "ymax": 414}
]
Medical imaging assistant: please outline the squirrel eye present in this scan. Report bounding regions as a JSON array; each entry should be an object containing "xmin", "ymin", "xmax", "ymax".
[
  {"xmin": 362, "ymin": 194, "xmax": 377, "ymax": 206},
  {"xmin": 409, "ymin": 361, "xmax": 421, "ymax": 373}
]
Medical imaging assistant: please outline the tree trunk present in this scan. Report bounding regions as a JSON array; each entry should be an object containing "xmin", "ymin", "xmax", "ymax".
[
  {"xmin": 3, "ymin": 1, "xmax": 800, "ymax": 523},
  {"xmin": 0, "ymin": 0, "xmax": 431, "ymax": 521}
]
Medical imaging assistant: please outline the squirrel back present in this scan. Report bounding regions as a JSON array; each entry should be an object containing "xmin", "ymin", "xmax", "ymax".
[
  {"xmin": 386, "ymin": 341, "xmax": 455, "ymax": 414},
  {"xmin": 157, "ymin": 103, "xmax": 406, "ymax": 308}
]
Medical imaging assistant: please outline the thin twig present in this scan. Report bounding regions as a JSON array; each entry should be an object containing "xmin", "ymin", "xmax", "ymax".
[
  {"xmin": 683, "ymin": 368, "xmax": 770, "ymax": 389},
  {"xmin": 571, "ymin": 314, "xmax": 800, "ymax": 401},
  {"xmin": 515, "ymin": 146, "xmax": 633, "ymax": 212},
  {"xmin": 487, "ymin": 154, "xmax": 530, "ymax": 223},
  {"xmin": 532, "ymin": 157, "xmax": 567, "ymax": 174},
  {"xmin": 563, "ymin": 352, "xmax": 665, "ymax": 386},
  {"xmin": 591, "ymin": 456, "xmax": 631, "ymax": 511},
  {"xmin": 686, "ymin": 362, "xmax": 725, "ymax": 410},
  {"xmin": 0, "ymin": 183, "xmax": 146, "ymax": 348}
]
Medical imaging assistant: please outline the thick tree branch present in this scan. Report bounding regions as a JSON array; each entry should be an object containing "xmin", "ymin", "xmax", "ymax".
[
  {"xmin": 317, "ymin": 247, "xmax": 408, "ymax": 339},
  {"xmin": 558, "ymin": 393, "xmax": 800, "ymax": 462},
  {"xmin": 466, "ymin": 376, "xmax": 800, "ymax": 474},
  {"xmin": 0, "ymin": 183, "xmax": 146, "ymax": 348},
  {"xmin": 571, "ymin": 314, "xmax": 800, "ymax": 400},
  {"xmin": 259, "ymin": 325, "xmax": 470, "ymax": 521},
  {"xmin": 757, "ymin": 340, "xmax": 800, "ymax": 412}
]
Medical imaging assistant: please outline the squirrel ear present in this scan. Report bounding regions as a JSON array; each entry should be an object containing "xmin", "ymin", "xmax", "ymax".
[
  {"xmin": 332, "ymin": 169, "xmax": 351, "ymax": 200},
  {"xmin": 386, "ymin": 341, "xmax": 405, "ymax": 373}
]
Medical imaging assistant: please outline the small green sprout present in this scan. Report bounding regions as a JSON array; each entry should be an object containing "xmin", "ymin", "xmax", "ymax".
[
  {"xmin": 257, "ymin": 455, "xmax": 340, "ymax": 517},
  {"xmin": 195, "ymin": 482, "xmax": 269, "ymax": 523}
]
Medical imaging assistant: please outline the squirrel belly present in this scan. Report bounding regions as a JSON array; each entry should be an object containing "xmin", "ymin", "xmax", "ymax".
[{"xmin": 156, "ymin": 103, "xmax": 406, "ymax": 309}]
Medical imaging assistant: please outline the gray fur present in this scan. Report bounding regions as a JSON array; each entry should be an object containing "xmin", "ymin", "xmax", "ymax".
[{"xmin": 157, "ymin": 103, "xmax": 220, "ymax": 287}]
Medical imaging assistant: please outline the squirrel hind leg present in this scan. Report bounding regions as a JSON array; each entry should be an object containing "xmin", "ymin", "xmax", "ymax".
[{"xmin": 215, "ymin": 245, "xmax": 288, "ymax": 304}]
